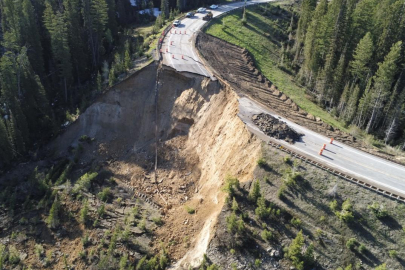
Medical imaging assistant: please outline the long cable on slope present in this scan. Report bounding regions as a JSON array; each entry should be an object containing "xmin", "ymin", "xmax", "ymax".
[{"xmin": 153, "ymin": 62, "xmax": 168, "ymax": 206}]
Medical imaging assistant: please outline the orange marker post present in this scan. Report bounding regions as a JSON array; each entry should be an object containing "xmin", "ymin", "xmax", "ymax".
[
  {"xmin": 330, "ymin": 138, "xmax": 334, "ymax": 144},
  {"xmin": 182, "ymin": 55, "xmax": 184, "ymax": 59},
  {"xmin": 319, "ymin": 149, "xmax": 323, "ymax": 155},
  {"xmin": 166, "ymin": 48, "xmax": 168, "ymax": 53},
  {"xmin": 172, "ymin": 54, "xmax": 174, "ymax": 59},
  {"xmin": 323, "ymin": 143, "xmax": 326, "ymax": 150}
]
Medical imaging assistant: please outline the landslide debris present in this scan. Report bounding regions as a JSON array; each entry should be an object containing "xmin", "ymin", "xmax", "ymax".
[{"xmin": 252, "ymin": 113, "xmax": 301, "ymax": 143}]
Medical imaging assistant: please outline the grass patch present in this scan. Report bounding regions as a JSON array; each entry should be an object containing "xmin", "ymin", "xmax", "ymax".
[{"xmin": 205, "ymin": 3, "xmax": 347, "ymax": 132}]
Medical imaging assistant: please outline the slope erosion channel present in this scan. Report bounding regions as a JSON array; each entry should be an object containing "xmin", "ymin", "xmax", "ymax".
[{"xmin": 47, "ymin": 62, "xmax": 261, "ymax": 268}]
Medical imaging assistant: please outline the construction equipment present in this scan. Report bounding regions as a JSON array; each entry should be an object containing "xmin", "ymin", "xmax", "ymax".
[{"xmin": 203, "ymin": 11, "xmax": 213, "ymax": 21}]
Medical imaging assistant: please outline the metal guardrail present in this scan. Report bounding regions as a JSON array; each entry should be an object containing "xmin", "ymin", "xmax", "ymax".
[{"xmin": 266, "ymin": 140, "xmax": 405, "ymax": 203}]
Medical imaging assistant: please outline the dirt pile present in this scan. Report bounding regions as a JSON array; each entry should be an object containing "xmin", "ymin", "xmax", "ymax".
[{"xmin": 252, "ymin": 113, "xmax": 301, "ymax": 143}]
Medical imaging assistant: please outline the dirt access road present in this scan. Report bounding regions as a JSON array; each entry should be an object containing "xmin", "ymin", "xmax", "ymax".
[{"xmin": 161, "ymin": 0, "xmax": 273, "ymax": 77}]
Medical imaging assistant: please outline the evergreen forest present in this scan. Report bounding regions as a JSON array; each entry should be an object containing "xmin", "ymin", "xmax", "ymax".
[
  {"xmin": 0, "ymin": 0, "xmax": 220, "ymax": 169},
  {"xmin": 286, "ymin": 0, "xmax": 405, "ymax": 147}
]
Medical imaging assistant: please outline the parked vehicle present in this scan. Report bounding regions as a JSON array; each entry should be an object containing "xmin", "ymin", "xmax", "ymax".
[
  {"xmin": 210, "ymin": 5, "xmax": 218, "ymax": 9},
  {"xmin": 186, "ymin": 12, "xmax": 194, "ymax": 18},
  {"xmin": 197, "ymin": 7, "xmax": 206, "ymax": 13},
  {"xmin": 173, "ymin": 20, "xmax": 181, "ymax": 27}
]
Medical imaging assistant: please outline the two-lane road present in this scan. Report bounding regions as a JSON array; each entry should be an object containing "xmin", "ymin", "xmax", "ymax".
[
  {"xmin": 239, "ymin": 97, "xmax": 405, "ymax": 198},
  {"xmin": 161, "ymin": 0, "xmax": 273, "ymax": 77}
]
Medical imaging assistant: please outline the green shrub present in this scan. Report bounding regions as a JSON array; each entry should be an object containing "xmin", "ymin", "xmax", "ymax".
[
  {"xmin": 329, "ymin": 200, "xmax": 338, "ymax": 211},
  {"xmin": 389, "ymin": 249, "xmax": 397, "ymax": 258},
  {"xmin": 283, "ymin": 155, "xmax": 291, "ymax": 163},
  {"xmin": 254, "ymin": 259, "xmax": 261, "ymax": 267},
  {"xmin": 257, "ymin": 157, "xmax": 267, "ymax": 167},
  {"xmin": 359, "ymin": 244, "xmax": 367, "ymax": 253},
  {"xmin": 261, "ymin": 229, "xmax": 273, "ymax": 242},
  {"xmin": 47, "ymin": 196, "xmax": 60, "ymax": 229},
  {"xmin": 185, "ymin": 205, "xmax": 195, "ymax": 214},
  {"xmin": 73, "ymin": 172, "xmax": 98, "ymax": 194},
  {"xmin": 375, "ymin": 264, "xmax": 387, "ymax": 270},
  {"xmin": 82, "ymin": 233, "xmax": 90, "ymax": 247},
  {"xmin": 35, "ymin": 244, "xmax": 44, "ymax": 259},
  {"xmin": 222, "ymin": 175, "xmax": 240, "ymax": 195},
  {"xmin": 248, "ymin": 179, "xmax": 261, "ymax": 203},
  {"xmin": 8, "ymin": 245, "xmax": 20, "ymax": 264},
  {"xmin": 97, "ymin": 187, "xmax": 112, "ymax": 202},
  {"xmin": 138, "ymin": 217, "xmax": 147, "ymax": 231},
  {"xmin": 231, "ymin": 197, "xmax": 239, "ymax": 212},
  {"xmin": 152, "ymin": 217, "xmax": 163, "ymax": 226},
  {"xmin": 255, "ymin": 197, "xmax": 271, "ymax": 219},
  {"xmin": 226, "ymin": 213, "xmax": 245, "ymax": 235},
  {"xmin": 287, "ymin": 230, "xmax": 304, "ymax": 270},
  {"xmin": 346, "ymin": 238, "xmax": 357, "ymax": 250},
  {"xmin": 97, "ymin": 204, "xmax": 106, "ymax": 218},
  {"xmin": 277, "ymin": 185, "xmax": 286, "ymax": 199},
  {"xmin": 368, "ymin": 202, "xmax": 388, "ymax": 218},
  {"xmin": 0, "ymin": 244, "xmax": 5, "ymax": 269},
  {"xmin": 291, "ymin": 217, "xmax": 302, "ymax": 228},
  {"xmin": 80, "ymin": 200, "xmax": 89, "ymax": 224},
  {"xmin": 79, "ymin": 250, "xmax": 87, "ymax": 260}
]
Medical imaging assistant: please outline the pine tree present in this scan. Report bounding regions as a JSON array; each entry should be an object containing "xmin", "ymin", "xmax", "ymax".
[
  {"xmin": 161, "ymin": 0, "xmax": 169, "ymax": 20},
  {"xmin": 176, "ymin": 0, "xmax": 183, "ymax": 11},
  {"xmin": 124, "ymin": 39, "xmax": 132, "ymax": 71},
  {"xmin": 301, "ymin": 0, "xmax": 328, "ymax": 83},
  {"xmin": 366, "ymin": 41, "xmax": 402, "ymax": 133},
  {"xmin": 102, "ymin": 60, "xmax": 109, "ymax": 83},
  {"xmin": 315, "ymin": 0, "xmax": 348, "ymax": 103},
  {"xmin": 248, "ymin": 179, "xmax": 261, "ymax": 203},
  {"xmin": 293, "ymin": 0, "xmax": 317, "ymax": 63},
  {"xmin": 343, "ymin": 84, "xmax": 361, "ymax": 123},
  {"xmin": 43, "ymin": 4, "xmax": 73, "ymax": 103},
  {"xmin": 64, "ymin": 0, "xmax": 87, "ymax": 84},
  {"xmin": 97, "ymin": 71, "xmax": 102, "ymax": 91},
  {"xmin": 287, "ymin": 230, "xmax": 305, "ymax": 270},
  {"xmin": 349, "ymin": 32, "xmax": 374, "ymax": 85},
  {"xmin": 82, "ymin": 0, "xmax": 108, "ymax": 67},
  {"xmin": 0, "ymin": 119, "xmax": 13, "ymax": 166},
  {"xmin": 109, "ymin": 67, "xmax": 116, "ymax": 86},
  {"xmin": 47, "ymin": 195, "xmax": 60, "ymax": 229},
  {"xmin": 21, "ymin": 0, "xmax": 45, "ymax": 75}
]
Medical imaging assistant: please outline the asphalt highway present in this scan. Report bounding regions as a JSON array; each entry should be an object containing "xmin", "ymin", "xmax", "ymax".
[
  {"xmin": 238, "ymin": 97, "xmax": 405, "ymax": 198},
  {"xmin": 161, "ymin": 0, "xmax": 273, "ymax": 77}
]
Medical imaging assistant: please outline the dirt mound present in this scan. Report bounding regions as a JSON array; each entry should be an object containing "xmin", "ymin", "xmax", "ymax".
[{"xmin": 252, "ymin": 113, "xmax": 301, "ymax": 143}]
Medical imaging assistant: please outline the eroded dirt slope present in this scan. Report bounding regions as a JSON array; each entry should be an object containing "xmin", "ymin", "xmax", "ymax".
[{"xmin": 0, "ymin": 62, "xmax": 261, "ymax": 269}]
